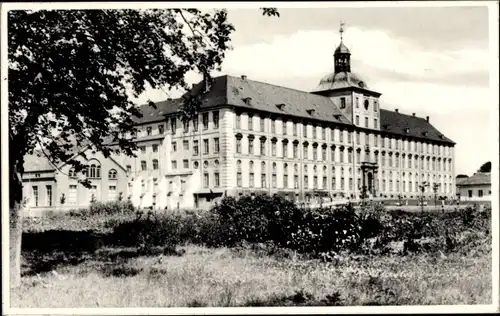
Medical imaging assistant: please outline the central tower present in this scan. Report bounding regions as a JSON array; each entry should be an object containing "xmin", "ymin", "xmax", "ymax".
[{"xmin": 311, "ymin": 22, "xmax": 382, "ymax": 131}]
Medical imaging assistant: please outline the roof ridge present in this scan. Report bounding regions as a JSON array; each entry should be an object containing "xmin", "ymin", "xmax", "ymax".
[{"xmin": 225, "ymin": 74, "xmax": 328, "ymax": 99}]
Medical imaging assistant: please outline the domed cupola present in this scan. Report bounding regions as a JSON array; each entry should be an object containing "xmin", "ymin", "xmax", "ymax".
[{"xmin": 313, "ymin": 22, "xmax": 369, "ymax": 92}]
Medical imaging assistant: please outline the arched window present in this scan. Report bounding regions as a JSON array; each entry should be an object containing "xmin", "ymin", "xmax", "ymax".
[
  {"xmin": 89, "ymin": 164, "xmax": 96, "ymax": 178},
  {"xmin": 249, "ymin": 160, "xmax": 254, "ymax": 172},
  {"xmin": 108, "ymin": 169, "xmax": 117, "ymax": 179},
  {"xmin": 153, "ymin": 159, "xmax": 159, "ymax": 170},
  {"xmin": 96, "ymin": 165, "xmax": 101, "ymax": 178}
]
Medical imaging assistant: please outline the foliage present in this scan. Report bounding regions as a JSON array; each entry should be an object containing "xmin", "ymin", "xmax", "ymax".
[
  {"xmin": 68, "ymin": 200, "xmax": 136, "ymax": 217},
  {"xmin": 478, "ymin": 161, "xmax": 491, "ymax": 173}
]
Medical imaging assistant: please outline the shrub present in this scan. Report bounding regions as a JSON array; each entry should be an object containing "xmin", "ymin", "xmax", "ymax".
[{"xmin": 69, "ymin": 200, "xmax": 136, "ymax": 217}]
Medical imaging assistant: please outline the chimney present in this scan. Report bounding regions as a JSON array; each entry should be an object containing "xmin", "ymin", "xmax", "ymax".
[
  {"xmin": 412, "ymin": 113, "xmax": 416, "ymax": 117},
  {"xmin": 241, "ymin": 75, "xmax": 247, "ymax": 81},
  {"xmin": 426, "ymin": 116, "xmax": 429, "ymax": 122},
  {"xmin": 395, "ymin": 109, "xmax": 399, "ymax": 113}
]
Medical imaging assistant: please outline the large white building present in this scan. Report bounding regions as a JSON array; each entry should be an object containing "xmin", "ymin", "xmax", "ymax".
[{"xmin": 22, "ymin": 34, "xmax": 456, "ymax": 211}]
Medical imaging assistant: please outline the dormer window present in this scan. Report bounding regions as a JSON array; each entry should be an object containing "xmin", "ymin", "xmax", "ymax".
[
  {"xmin": 333, "ymin": 114, "xmax": 341, "ymax": 120},
  {"xmin": 405, "ymin": 128, "xmax": 410, "ymax": 133},
  {"xmin": 243, "ymin": 97, "xmax": 252, "ymax": 105},
  {"xmin": 276, "ymin": 103, "xmax": 285, "ymax": 110},
  {"xmin": 423, "ymin": 131, "xmax": 429, "ymax": 137},
  {"xmin": 306, "ymin": 109, "xmax": 316, "ymax": 115}
]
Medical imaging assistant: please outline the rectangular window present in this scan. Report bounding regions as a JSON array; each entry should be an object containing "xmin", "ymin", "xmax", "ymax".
[
  {"xmin": 236, "ymin": 138, "xmax": 242, "ymax": 154},
  {"xmin": 183, "ymin": 120, "xmax": 189, "ymax": 133},
  {"xmin": 365, "ymin": 117, "xmax": 368, "ymax": 128},
  {"xmin": 293, "ymin": 143, "xmax": 298, "ymax": 158},
  {"xmin": 46, "ymin": 185, "xmax": 52, "ymax": 206},
  {"xmin": 347, "ymin": 131, "xmax": 352, "ymax": 143},
  {"xmin": 356, "ymin": 97, "xmax": 359, "ymax": 108},
  {"xmin": 236, "ymin": 113, "xmax": 241, "ymax": 129},
  {"xmin": 147, "ymin": 126, "xmax": 152, "ymax": 136},
  {"xmin": 272, "ymin": 141, "xmax": 277, "ymax": 156},
  {"xmin": 294, "ymin": 175, "xmax": 299, "ymax": 189},
  {"xmin": 153, "ymin": 159, "xmax": 159, "ymax": 170},
  {"xmin": 193, "ymin": 140, "xmax": 199, "ymax": 155},
  {"xmin": 312, "ymin": 126, "xmax": 317, "ymax": 139},
  {"xmin": 340, "ymin": 97, "xmax": 346, "ymax": 109},
  {"xmin": 355, "ymin": 115, "xmax": 359, "ymax": 125},
  {"xmin": 260, "ymin": 116, "xmax": 265, "ymax": 132},
  {"xmin": 180, "ymin": 180, "xmax": 186, "ymax": 191},
  {"xmin": 271, "ymin": 119, "xmax": 276, "ymax": 133},
  {"xmin": 141, "ymin": 161, "xmax": 147, "ymax": 171},
  {"xmin": 478, "ymin": 190, "xmax": 483, "ymax": 198},
  {"xmin": 68, "ymin": 185, "xmax": 77, "ymax": 205},
  {"xmin": 213, "ymin": 138, "xmax": 220, "ymax": 153},
  {"xmin": 261, "ymin": 173, "xmax": 267, "ymax": 188},
  {"xmin": 260, "ymin": 139, "xmax": 266, "ymax": 156},
  {"xmin": 193, "ymin": 117, "xmax": 199, "ymax": 132},
  {"xmin": 249, "ymin": 138, "xmax": 254, "ymax": 155},
  {"xmin": 152, "ymin": 144, "xmax": 159, "ymax": 152},
  {"xmin": 108, "ymin": 185, "xmax": 117, "ymax": 201},
  {"xmin": 183, "ymin": 140, "xmax": 189, "ymax": 151},
  {"xmin": 283, "ymin": 174, "xmax": 288, "ymax": 189},
  {"xmin": 293, "ymin": 122, "xmax": 297, "ymax": 136},
  {"xmin": 171, "ymin": 118, "xmax": 176, "ymax": 135},
  {"xmin": 303, "ymin": 145, "xmax": 308, "ymax": 159},
  {"xmin": 339, "ymin": 150, "xmax": 344, "ymax": 163},
  {"xmin": 313, "ymin": 147, "xmax": 317, "ymax": 160},
  {"xmin": 272, "ymin": 174, "xmax": 277, "ymax": 188},
  {"xmin": 356, "ymin": 132, "xmax": 360, "ymax": 144},
  {"xmin": 248, "ymin": 115, "xmax": 253, "ymax": 131},
  {"xmin": 171, "ymin": 142, "xmax": 177, "ymax": 152},
  {"xmin": 213, "ymin": 111, "xmax": 219, "ymax": 129},
  {"xmin": 283, "ymin": 142, "xmax": 288, "ymax": 158},
  {"xmin": 183, "ymin": 159, "xmax": 189, "ymax": 169},
  {"xmin": 365, "ymin": 133, "xmax": 369, "ymax": 145},
  {"xmin": 204, "ymin": 172, "xmax": 209, "ymax": 188},
  {"xmin": 214, "ymin": 172, "xmax": 220, "ymax": 187},
  {"xmin": 303, "ymin": 124, "xmax": 307, "ymax": 138},
  {"xmin": 304, "ymin": 176, "xmax": 309, "ymax": 189},
  {"xmin": 321, "ymin": 127, "xmax": 326, "ymax": 140},
  {"xmin": 158, "ymin": 124, "xmax": 164, "ymax": 135},
  {"xmin": 322, "ymin": 147, "xmax": 327, "ymax": 161},
  {"xmin": 374, "ymin": 119, "xmax": 378, "ymax": 129},
  {"xmin": 140, "ymin": 146, "xmax": 146, "ymax": 153},
  {"xmin": 203, "ymin": 139, "xmax": 209, "ymax": 154},
  {"xmin": 171, "ymin": 160, "xmax": 177, "ymax": 169},
  {"xmin": 250, "ymin": 173, "xmax": 255, "ymax": 188},
  {"xmin": 313, "ymin": 176, "xmax": 318, "ymax": 189},
  {"xmin": 202, "ymin": 113, "xmax": 209, "ymax": 130},
  {"xmin": 237, "ymin": 172, "xmax": 242, "ymax": 187}
]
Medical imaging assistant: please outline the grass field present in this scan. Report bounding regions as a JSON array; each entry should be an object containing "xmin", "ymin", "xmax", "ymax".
[{"xmin": 11, "ymin": 205, "xmax": 493, "ymax": 308}]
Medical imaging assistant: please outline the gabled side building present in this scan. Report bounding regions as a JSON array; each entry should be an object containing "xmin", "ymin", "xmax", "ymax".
[{"xmin": 21, "ymin": 33, "xmax": 457, "ymax": 211}]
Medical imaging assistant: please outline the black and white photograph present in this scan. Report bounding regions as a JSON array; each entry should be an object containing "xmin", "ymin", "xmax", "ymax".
[{"xmin": 2, "ymin": 1, "xmax": 499, "ymax": 313}]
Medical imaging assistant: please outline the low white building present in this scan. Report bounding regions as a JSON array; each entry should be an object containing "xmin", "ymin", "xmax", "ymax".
[{"xmin": 456, "ymin": 172, "xmax": 491, "ymax": 201}]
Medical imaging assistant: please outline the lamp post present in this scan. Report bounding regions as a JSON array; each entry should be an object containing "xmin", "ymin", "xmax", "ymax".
[{"xmin": 419, "ymin": 181, "xmax": 430, "ymax": 212}]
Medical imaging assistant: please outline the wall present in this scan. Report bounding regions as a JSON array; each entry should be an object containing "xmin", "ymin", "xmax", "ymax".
[{"xmin": 458, "ymin": 184, "xmax": 491, "ymax": 201}]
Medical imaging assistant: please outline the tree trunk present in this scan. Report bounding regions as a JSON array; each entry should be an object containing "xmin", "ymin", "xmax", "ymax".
[{"xmin": 10, "ymin": 155, "xmax": 25, "ymax": 289}]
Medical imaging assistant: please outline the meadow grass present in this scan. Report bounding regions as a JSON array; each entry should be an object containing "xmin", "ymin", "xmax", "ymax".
[{"xmin": 12, "ymin": 242, "xmax": 491, "ymax": 307}]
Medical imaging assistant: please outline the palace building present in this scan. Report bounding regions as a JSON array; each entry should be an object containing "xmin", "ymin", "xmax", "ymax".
[{"xmin": 22, "ymin": 32, "xmax": 456, "ymax": 211}]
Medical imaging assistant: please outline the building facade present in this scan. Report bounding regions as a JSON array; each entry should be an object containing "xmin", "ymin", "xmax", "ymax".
[{"xmin": 22, "ymin": 35, "xmax": 456, "ymax": 211}]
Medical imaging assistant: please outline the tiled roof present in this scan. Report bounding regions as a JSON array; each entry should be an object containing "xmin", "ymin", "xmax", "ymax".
[
  {"xmin": 23, "ymin": 151, "xmax": 57, "ymax": 172},
  {"xmin": 456, "ymin": 172, "xmax": 491, "ymax": 186},
  {"xmin": 379, "ymin": 109, "xmax": 455, "ymax": 144},
  {"xmin": 133, "ymin": 75, "xmax": 454, "ymax": 144}
]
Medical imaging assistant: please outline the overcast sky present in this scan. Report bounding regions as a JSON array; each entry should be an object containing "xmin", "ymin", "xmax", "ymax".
[{"xmin": 135, "ymin": 5, "xmax": 493, "ymax": 177}]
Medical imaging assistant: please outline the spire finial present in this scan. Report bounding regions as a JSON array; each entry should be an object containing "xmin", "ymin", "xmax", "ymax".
[{"xmin": 339, "ymin": 21, "xmax": 345, "ymax": 42}]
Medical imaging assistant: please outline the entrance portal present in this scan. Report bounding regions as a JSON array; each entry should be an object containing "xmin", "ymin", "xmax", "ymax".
[{"xmin": 367, "ymin": 172, "xmax": 373, "ymax": 195}]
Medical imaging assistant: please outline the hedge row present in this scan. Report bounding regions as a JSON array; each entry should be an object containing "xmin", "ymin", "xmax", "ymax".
[{"xmin": 101, "ymin": 195, "xmax": 490, "ymax": 258}]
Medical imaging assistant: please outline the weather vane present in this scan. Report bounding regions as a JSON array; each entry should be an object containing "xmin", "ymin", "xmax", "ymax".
[{"xmin": 339, "ymin": 21, "xmax": 345, "ymax": 42}]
